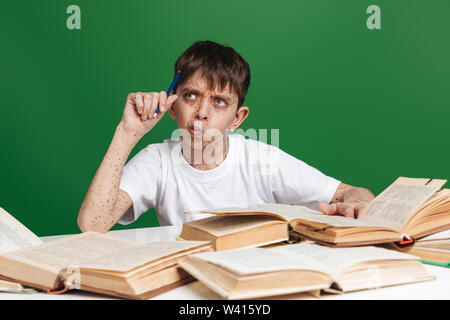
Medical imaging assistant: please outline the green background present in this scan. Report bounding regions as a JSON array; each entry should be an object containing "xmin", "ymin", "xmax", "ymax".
[{"xmin": 0, "ymin": 0, "xmax": 448, "ymax": 236}]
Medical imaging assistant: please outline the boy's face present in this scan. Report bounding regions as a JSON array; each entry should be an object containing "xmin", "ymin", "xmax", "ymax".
[{"xmin": 169, "ymin": 70, "xmax": 249, "ymax": 151}]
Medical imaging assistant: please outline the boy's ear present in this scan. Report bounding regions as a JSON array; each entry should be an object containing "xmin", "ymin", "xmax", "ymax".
[
  {"xmin": 229, "ymin": 106, "xmax": 249, "ymax": 131},
  {"xmin": 168, "ymin": 91, "xmax": 180, "ymax": 119},
  {"xmin": 168, "ymin": 101, "xmax": 177, "ymax": 119}
]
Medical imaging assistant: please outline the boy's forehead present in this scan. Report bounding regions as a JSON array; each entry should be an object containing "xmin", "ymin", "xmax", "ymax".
[{"xmin": 180, "ymin": 70, "xmax": 237, "ymax": 100}]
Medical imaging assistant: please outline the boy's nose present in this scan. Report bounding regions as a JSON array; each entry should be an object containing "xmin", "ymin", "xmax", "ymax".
[{"xmin": 196, "ymin": 99, "xmax": 210, "ymax": 120}]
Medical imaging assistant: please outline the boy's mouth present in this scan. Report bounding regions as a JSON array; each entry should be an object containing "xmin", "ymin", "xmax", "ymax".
[
  {"xmin": 189, "ymin": 121, "xmax": 204, "ymax": 137},
  {"xmin": 189, "ymin": 126, "xmax": 203, "ymax": 137}
]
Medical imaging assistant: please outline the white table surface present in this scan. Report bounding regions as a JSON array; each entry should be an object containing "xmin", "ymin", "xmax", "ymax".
[{"xmin": 1, "ymin": 225, "xmax": 449, "ymax": 300}]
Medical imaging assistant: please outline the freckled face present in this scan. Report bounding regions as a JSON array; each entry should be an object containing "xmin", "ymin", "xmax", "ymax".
[{"xmin": 169, "ymin": 70, "xmax": 241, "ymax": 149}]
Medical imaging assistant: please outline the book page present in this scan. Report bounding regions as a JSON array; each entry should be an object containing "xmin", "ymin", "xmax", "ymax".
[
  {"xmin": 188, "ymin": 245, "xmax": 331, "ymax": 276},
  {"xmin": 358, "ymin": 178, "xmax": 447, "ymax": 232},
  {"xmin": 0, "ymin": 278, "xmax": 23, "ymax": 290},
  {"xmin": 202, "ymin": 203, "xmax": 380, "ymax": 228},
  {"xmin": 188, "ymin": 242, "xmax": 416, "ymax": 278},
  {"xmin": 186, "ymin": 215, "xmax": 284, "ymax": 237},
  {"xmin": 417, "ymin": 229, "xmax": 450, "ymax": 242},
  {"xmin": 416, "ymin": 188, "xmax": 450, "ymax": 212},
  {"xmin": 1, "ymin": 232, "xmax": 139, "ymax": 273},
  {"xmin": 271, "ymin": 242, "xmax": 417, "ymax": 277},
  {"xmin": 415, "ymin": 241, "xmax": 450, "ymax": 250},
  {"xmin": 77, "ymin": 240, "xmax": 210, "ymax": 272},
  {"xmin": 0, "ymin": 279, "xmax": 37, "ymax": 294},
  {"xmin": 0, "ymin": 208, "xmax": 43, "ymax": 254},
  {"xmin": 187, "ymin": 206, "xmax": 288, "ymax": 219}
]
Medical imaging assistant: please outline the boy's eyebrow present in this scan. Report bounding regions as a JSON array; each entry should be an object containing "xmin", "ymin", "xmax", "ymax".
[
  {"xmin": 181, "ymin": 86, "xmax": 234, "ymax": 103},
  {"xmin": 181, "ymin": 86, "xmax": 202, "ymax": 94}
]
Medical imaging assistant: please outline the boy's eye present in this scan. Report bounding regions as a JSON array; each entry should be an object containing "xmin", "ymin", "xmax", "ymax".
[
  {"xmin": 185, "ymin": 93, "xmax": 196, "ymax": 100},
  {"xmin": 216, "ymin": 99, "xmax": 226, "ymax": 107}
]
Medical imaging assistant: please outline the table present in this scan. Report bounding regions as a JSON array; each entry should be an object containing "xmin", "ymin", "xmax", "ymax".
[{"xmin": 1, "ymin": 226, "xmax": 449, "ymax": 300}]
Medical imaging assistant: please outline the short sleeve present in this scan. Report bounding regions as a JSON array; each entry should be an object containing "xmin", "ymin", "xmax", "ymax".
[
  {"xmin": 270, "ymin": 147, "xmax": 340, "ymax": 210},
  {"xmin": 118, "ymin": 145, "xmax": 162, "ymax": 225}
]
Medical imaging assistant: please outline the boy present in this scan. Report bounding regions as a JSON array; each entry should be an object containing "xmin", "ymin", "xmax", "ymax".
[{"xmin": 77, "ymin": 40, "xmax": 374, "ymax": 233}]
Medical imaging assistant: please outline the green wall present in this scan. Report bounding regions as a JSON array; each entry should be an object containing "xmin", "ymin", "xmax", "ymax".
[{"xmin": 1, "ymin": 0, "xmax": 448, "ymax": 236}]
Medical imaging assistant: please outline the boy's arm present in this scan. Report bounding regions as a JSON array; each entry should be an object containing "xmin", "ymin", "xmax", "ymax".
[
  {"xmin": 77, "ymin": 91, "xmax": 178, "ymax": 233},
  {"xmin": 77, "ymin": 123, "xmax": 140, "ymax": 233},
  {"xmin": 318, "ymin": 183, "xmax": 375, "ymax": 219}
]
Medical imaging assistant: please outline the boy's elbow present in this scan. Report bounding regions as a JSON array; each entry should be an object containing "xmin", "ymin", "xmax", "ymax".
[
  {"xmin": 77, "ymin": 213, "xmax": 108, "ymax": 233},
  {"xmin": 77, "ymin": 215, "xmax": 91, "ymax": 233}
]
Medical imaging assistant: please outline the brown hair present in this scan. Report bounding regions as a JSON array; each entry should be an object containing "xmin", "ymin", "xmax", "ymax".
[{"xmin": 173, "ymin": 40, "xmax": 251, "ymax": 108}]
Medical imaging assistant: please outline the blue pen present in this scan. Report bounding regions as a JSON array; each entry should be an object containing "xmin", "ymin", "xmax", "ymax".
[{"xmin": 153, "ymin": 71, "xmax": 181, "ymax": 118}]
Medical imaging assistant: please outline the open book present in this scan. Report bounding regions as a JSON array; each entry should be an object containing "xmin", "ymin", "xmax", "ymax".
[
  {"xmin": 179, "ymin": 242, "xmax": 434, "ymax": 299},
  {"xmin": 0, "ymin": 207, "xmax": 43, "ymax": 254},
  {"xmin": 0, "ymin": 208, "xmax": 212, "ymax": 299},
  {"xmin": 0, "ymin": 207, "xmax": 44, "ymax": 294},
  {"xmin": 178, "ymin": 215, "xmax": 289, "ymax": 250},
  {"xmin": 191, "ymin": 177, "xmax": 449, "ymax": 247}
]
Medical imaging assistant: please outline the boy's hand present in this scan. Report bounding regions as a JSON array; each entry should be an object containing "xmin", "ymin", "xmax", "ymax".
[
  {"xmin": 318, "ymin": 184, "xmax": 375, "ymax": 219},
  {"xmin": 318, "ymin": 200, "xmax": 368, "ymax": 219},
  {"xmin": 120, "ymin": 91, "xmax": 178, "ymax": 137}
]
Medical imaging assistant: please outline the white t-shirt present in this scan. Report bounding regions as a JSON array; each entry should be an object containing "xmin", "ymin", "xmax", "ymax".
[{"xmin": 118, "ymin": 134, "xmax": 340, "ymax": 226}]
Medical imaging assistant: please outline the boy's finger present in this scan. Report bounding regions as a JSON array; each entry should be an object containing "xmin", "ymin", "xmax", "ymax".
[
  {"xmin": 318, "ymin": 202, "xmax": 336, "ymax": 215},
  {"xmin": 154, "ymin": 101, "xmax": 169, "ymax": 119},
  {"xmin": 150, "ymin": 92, "xmax": 159, "ymax": 117},
  {"xmin": 134, "ymin": 94, "xmax": 144, "ymax": 115},
  {"xmin": 142, "ymin": 94, "xmax": 152, "ymax": 120},
  {"xmin": 166, "ymin": 94, "xmax": 178, "ymax": 109},
  {"xmin": 354, "ymin": 204, "xmax": 366, "ymax": 219},
  {"xmin": 159, "ymin": 91, "xmax": 167, "ymax": 112},
  {"xmin": 337, "ymin": 203, "xmax": 356, "ymax": 218}
]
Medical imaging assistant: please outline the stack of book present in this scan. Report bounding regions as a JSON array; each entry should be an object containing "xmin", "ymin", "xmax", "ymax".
[
  {"xmin": 177, "ymin": 176, "xmax": 449, "ymax": 298},
  {"xmin": 180, "ymin": 177, "xmax": 450, "ymax": 248},
  {"xmin": 0, "ymin": 208, "xmax": 212, "ymax": 299},
  {"xmin": 0, "ymin": 177, "xmax": 448, "ymax": 299}
]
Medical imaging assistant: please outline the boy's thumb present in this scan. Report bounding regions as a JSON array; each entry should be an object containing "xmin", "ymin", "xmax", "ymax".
[
  {"xmin": 167, "ymin": 94, "xmax": 178, "ymax": 108},
  {"xmin": 318, "ymin": 202, "xmax": 335, "ymax": 215}
]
